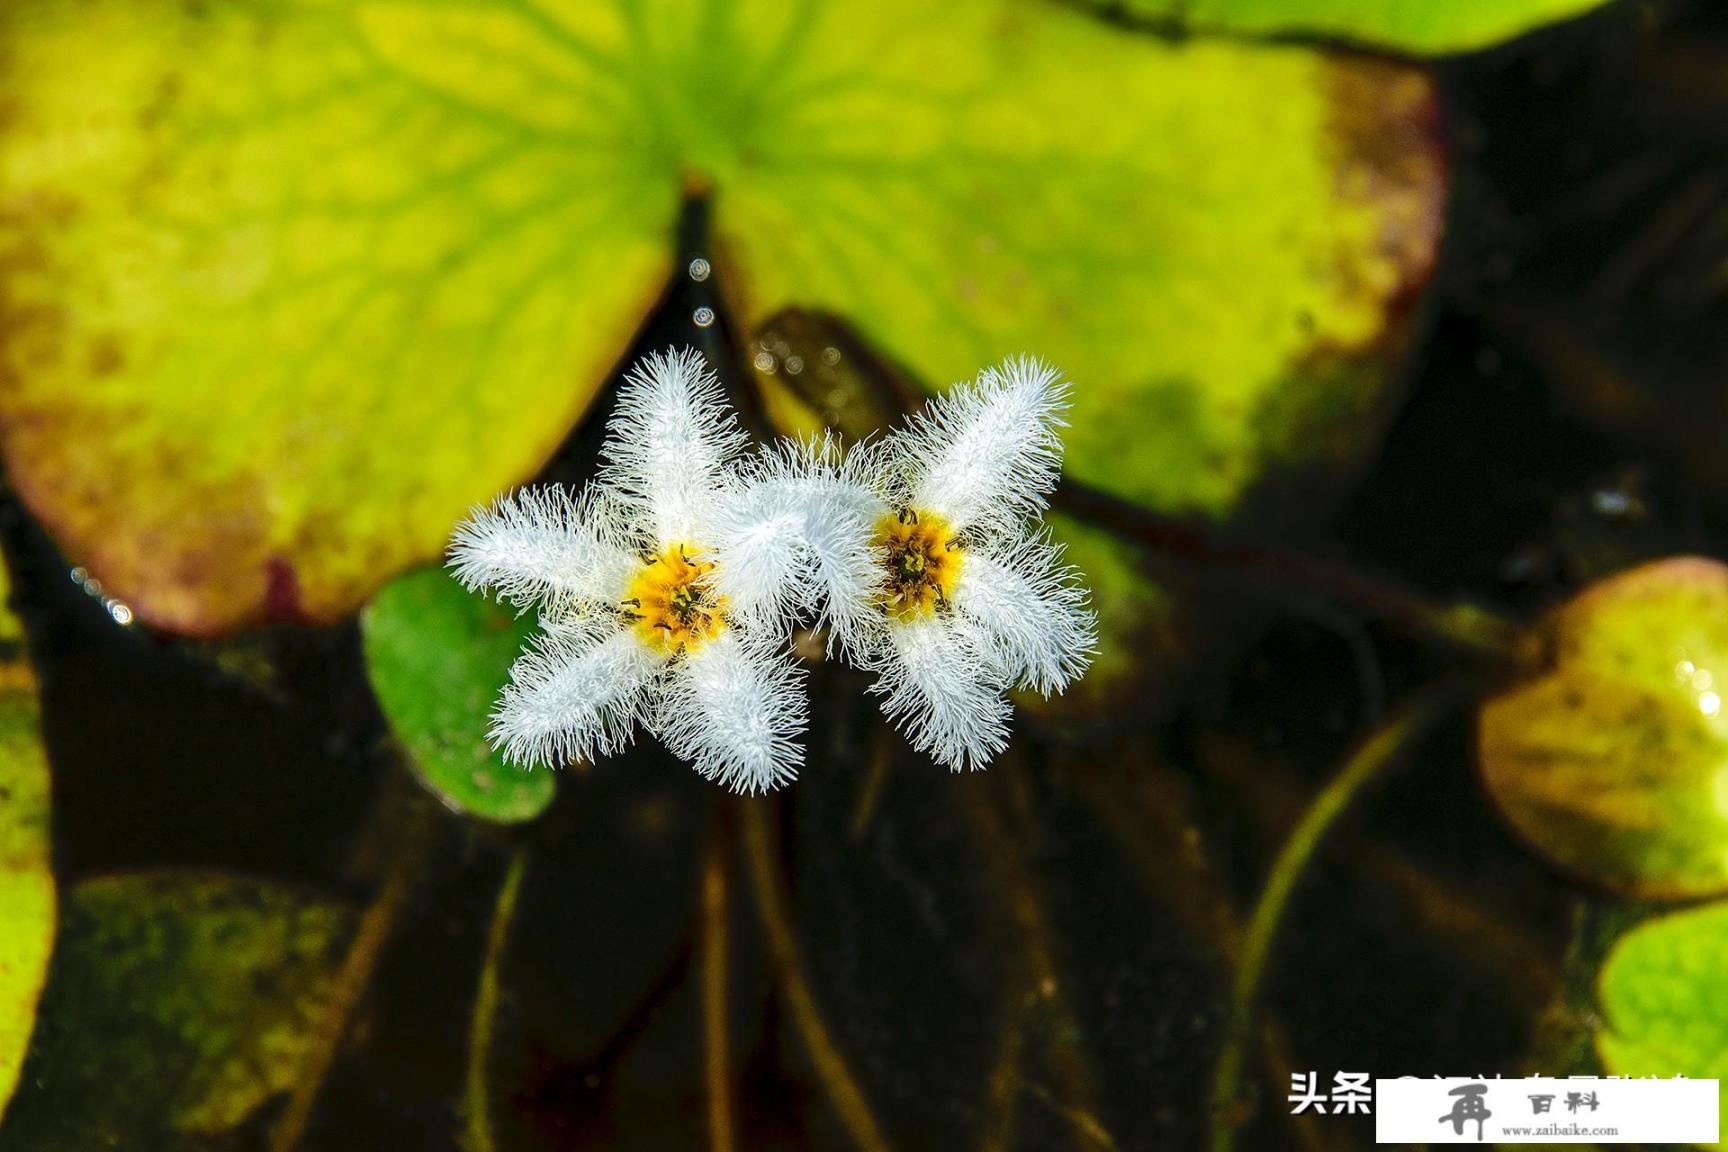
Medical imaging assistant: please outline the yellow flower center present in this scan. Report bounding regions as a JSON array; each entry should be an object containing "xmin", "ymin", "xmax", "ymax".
[
  {"xmin": 873, "ymin": 508, "xmax": 963, "ymax": 621},
  {"xmin": 625, "ymin": 544, "xmax": 727, "ymax": 656}
]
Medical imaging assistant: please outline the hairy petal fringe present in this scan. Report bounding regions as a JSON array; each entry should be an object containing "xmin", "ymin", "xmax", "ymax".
[
  {"xmin": 713, "ymin": 434, "xmax": 886, "ymax": 650},
  {"xmin": 868, "ymin": 614, "xmax": 1012, "ymax": 772},
  {"xmin": 904, "ymin": 356, "xmax": 1070, "ymax": 536},
  {"xmin": 491, "ymin": 628, "xmax": 663, "ymax": 767},
  {"xmin": 654, "ymin": 631, "xmax": 806, "ymax": 794},
  {"xmin": 951, "ymin": 530, "xmax": 1097, "ymax": 696},
  {"xmin": 598, "ymin": 346, "xmax": 749, "ymax": 546},
  {"xmin": 447, "ymin": 486, "xmax": 638, "ymax": 610}
]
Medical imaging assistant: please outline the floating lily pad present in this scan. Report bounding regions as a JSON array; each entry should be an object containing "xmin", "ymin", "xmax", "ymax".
[
  {"xmin": 1480, "ymin": 557, "xmax": 1728, "ymax": 898},
  {"xmin": 363, "ymin": 567, "xmax": 553, "ymax": 823},
  {"xmin": 0, "ymin": 561, "xmax": 53, "ymax": 1124},
  {"xmin": 1085, "ymin": 0, "xmax": 1615, "ymax": 54},
  {"xmin": 0, "ymin": 872, "xmax": 353, "ymax": 1148},
  {"xmin": 1597, "ymin": 901, "xmax": 1728, "ymax": 1148},
  {"xmin": 2, "ymin": 0, "xmax": 1439, "ymax": 636}
]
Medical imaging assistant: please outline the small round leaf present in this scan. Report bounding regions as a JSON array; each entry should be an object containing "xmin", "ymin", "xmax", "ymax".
[
  {"xmin": 1597, "ymin": 901, "xmax": 1728, "ymax": 1147},
  {"xmin": 363, "ymin": 568, "xmax": 554, "ymax": 824},
  {"xmin": 1480, "ymin": 557, "xmax": 1728, "ymax": 898}
]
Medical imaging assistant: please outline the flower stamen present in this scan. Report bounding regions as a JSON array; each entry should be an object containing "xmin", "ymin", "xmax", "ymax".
[
  {"xmin": 873, "ymin": 508, "xmax": 963, "ymax": 621},
  {"xmin": 627, "ymin": 544, "xmax": 727, "ymax": 655}
]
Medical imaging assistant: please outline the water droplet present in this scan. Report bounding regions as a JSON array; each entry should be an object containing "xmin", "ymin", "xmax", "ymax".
[
  {"xmin": 821, "ymin": 346, "xmax": 841, "ymax": 366},
  {"xmin": 84, "ymin": 578, "xmax": 103, "ymax": 597},
  {"xmin": 106, "ymin": 600, "xmax": 134, "ymax": 627},
  {"xmin": 1702, "ymin": 691, "xmax": 1721, "ymax": 717},
  {"xmin": 69, "ymin": 566, "xmax": 87, "ymax": 585},
  {"xmin": 752, "ymin": 351, "xmax": 776, "ymax": 374},
  {"xmin": 784, "ymin": 355, "xmax": 804, "ymax": 375},
  {"xmin": 693, "ymin": 306, "xmax": 715, "ymax": 328},
  {"xmin": 687, "ymin": 257, "xmax": 711, "ymax": 282}
]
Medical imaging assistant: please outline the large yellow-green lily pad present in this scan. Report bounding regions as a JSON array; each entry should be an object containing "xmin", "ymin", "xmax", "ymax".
[
  {"xmin": 0, "ymin": 559, "xmax": 53, "ymax": 1126},
  {"xmin": 1480, "ymin": 558, "xmax": 1728, "ymax": 899},
  {"xmin": 1597, "ymin": 901, "xmax": 1728, "ymax": 1148},
  {"xmin": 1085, "ymin": 0, "xmax": 1615, "ymax": 55},
  {"xmin": 0, "ymin": 0, "xmax": 1440, "ymax": 636},
  {"xmin": 0, "ymin": 871, "xmax": 354, "ymax": 1148}
]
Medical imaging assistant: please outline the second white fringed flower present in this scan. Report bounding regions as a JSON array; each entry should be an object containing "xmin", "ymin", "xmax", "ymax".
[
  {"xmin": 448, "ymin": 348, "xmax": 807, "ymax": 794},
  {"xmin": 819, "ymin": 357, "xmax": 1098, "ymax": 770}
]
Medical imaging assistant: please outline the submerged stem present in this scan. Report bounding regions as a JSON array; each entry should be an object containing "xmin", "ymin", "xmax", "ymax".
[
  {"xmin": 464, "ymin": 849, "xmax": 528, "ymax": 1152},
  {"xmin": 1054, "ymin": 479, "xmax": 1529, "ymax": 662},
  {"xmin": 1207, "ymin": 683, "xmax": 1467, "ymax": 1152},
  {"xmin": 702, "ymin": 816, "xmax": 737, "ymax": 1152},
  {"xmin": 271, "ymin": 783, "xmax": 437, "ymax": 1152},
  {"xmin": 957, "ymin": 772, "xmax": 1117, "ymax": 1151},
  {"xmin": 740, "ymin": 798, "xmax": 890, "ymax": 1152}
]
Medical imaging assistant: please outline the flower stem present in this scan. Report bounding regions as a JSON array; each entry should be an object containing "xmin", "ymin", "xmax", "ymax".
[
  {"xmin": 702, "ymin": 815, "xmax": 737, "ymax": 1152},
  {"xmin": 1207, "ymin": 682, "xmax": 1467, "ymax": 1152},
  {"xmin": 464, "ymin": 848, "xmax": 528, "ymax": 1152},
  {"xmin": 271, "ymin": 780, "xmax": 436, "ymax": 1152},
  {"xmin": 740, "ymin": 797, "xmax": 890, "ymax": 1152},
  {"xmin": 956, "ymin": 772, "xmax": 1117, "ymax": 1151}
]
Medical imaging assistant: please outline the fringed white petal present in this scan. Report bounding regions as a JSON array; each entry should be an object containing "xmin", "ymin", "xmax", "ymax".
[
  {"xmin": 710, "ymin": 434, "xmax": 886, "ymax": 650},
  {"xmin": 598, "ymin": 346, "xmax": 748, "ymax": 546},
  {"xmin": 951, "ymin": 532, "xmax": 1097, "ymax": 696},
  {"xmin": 903, "ymin": 356, "xmax": 1070, "ymax": 536},
  {"xmin": 653, "ymin": 631, "xmax": 806, "ymax": 794},
  {"xmin": 808, "ymin": 438, "xmax": 894, "ymax": 654},
  {"xmin": 706, "ymin": 442, "xmax": 818, "ymax": 629},
  {"xmin": 491, "ymin": 628, "xmax": 662, "ymax": 767},
  {"xmin": 869, "ymin": 614, "xmax": 1011, "ymax": 771},
  {"xmin": 447, "ymin": 486, "xmax": 638, "ymax": 610}
]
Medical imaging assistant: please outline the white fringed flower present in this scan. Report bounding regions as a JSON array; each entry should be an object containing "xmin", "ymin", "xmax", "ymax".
[
  {"xmin": 448, "ymin": 348, "xmax": 807, "ymax": 794},
  {"xmin": 819, "ymin": 357, "xmax": 1098, "ymax": 770}
]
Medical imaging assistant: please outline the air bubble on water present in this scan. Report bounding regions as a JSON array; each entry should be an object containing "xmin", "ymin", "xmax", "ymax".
[
  {"xmin": 752, "ymin": 351, "xmax": 777, "ymax": 374},
  {"xmin": 687, "ymin": 257, "xmax": 711, "ymax": 282},
  {"xmin": 693, "ymin": 306, "xmax": 715, "ymax": 328},
  {"xmin": 784, "ymin": 355, "xmax": 804, "ymax": 375},
  {"xmin": 821, "ymin": 346, "xmax": 841, "ymax": 367},
  {"xmin": 69, "ymin": 565, "xmax": 133, "ymax": 625}
]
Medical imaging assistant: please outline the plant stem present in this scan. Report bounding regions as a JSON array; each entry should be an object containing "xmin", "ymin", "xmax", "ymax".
[
  {"xmin": 702, "ymin": 816, "xmax": 737, "ymax": 1152},
  {"xmin": 740, "ymin": 797, "xmax": 890, "ymax": 1152},
  {"xmin": 1207, "ymin": 682, "xmax": 1467, "ymax": 1152},
  {"xmin": 271, "ymin": 784, "xmax": 436, "ymax": 1152},
  {"xmin": 1054, "ymin": 479, "xmax": 1530, "ymax": 662},
  {"xmin": 464, "ymin": 848, "xmax": 528, "ymax": 1152},
  {"xmin": 956, "ymin": 771, "xmax": 1117, "ymax": 1151}
]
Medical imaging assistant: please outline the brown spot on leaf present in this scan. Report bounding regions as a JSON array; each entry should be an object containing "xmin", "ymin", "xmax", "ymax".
[
  {"xmin": 263, "ymin": 556, "xmax": 307, "ymax": 624},
  {"xmin": 138, "ymin": 73, "xmax": 182, "ymax": 131},
  {"xmin": 1321, "ymin": 59, "xmax": 1447, "ymax": 348},
  {"xmin": 88, "ymin": 334, "xmax": 124, "ymax": 377}
]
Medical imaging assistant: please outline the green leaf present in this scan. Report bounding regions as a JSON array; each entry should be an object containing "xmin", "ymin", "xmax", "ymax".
[
  {"xmin": 1597, "ymin": 901, "xmax": 1728, "ymax": 1148},
  {"xmin": 0, "ymin": 0, "xmax": 1440, "ymax": 637},
  {"xmin": 362, "ymin": 567, "xmax": 554, "ymax": 824},
  {"xmin": 1081, "ymin": 0, "xmax": 1614, "ymax": 55},
  {"xmin": 0, "ymin": 562, "xmax": 53, "ymax": 1125},
  {"xmin": 1480, "ymin": 558, "xmax": 1728, "ymax": 898},
  {"xmin": 0, "ymin": 872, "xmax": 353, "ymax": 1148},
  {"xmin": 0, "ymin": 0, "xmax": 678, "ymax": 634}
]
